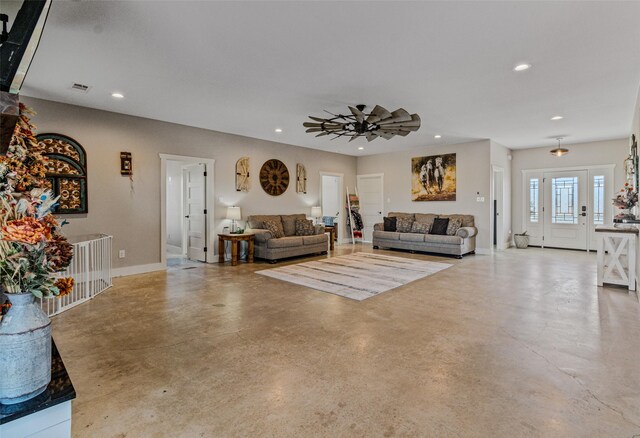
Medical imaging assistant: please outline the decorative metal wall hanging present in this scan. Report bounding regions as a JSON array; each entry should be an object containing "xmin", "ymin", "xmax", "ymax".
[
  {"xmin": 37, "ymin": 133, "xmax": 88, "ymax": 214},
  {"xmin": 120, "ymin": 152, "xmax": 132, "ymax": 175},
  {"xmin": 304, "ymin": 104, "xmax": 420, "ymax": 142},
  {"xmin": 296, "ymin": 163, "xmax": 307, "ymax": 194},
  {"xmin": 236, "ymin": 157, "xmax": 250, "ymax": 192},
  {"xmin": 259, "ymin": 159, "xmax": 289, "ymax": 196}
]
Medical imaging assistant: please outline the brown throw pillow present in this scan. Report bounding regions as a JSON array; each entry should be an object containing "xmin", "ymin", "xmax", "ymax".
[
  {"xmin": 431, "ymin": 217, "xmax": 449, "ymax": 235},
  {"xmin": 396, "ymin": 216, "xmax": 414, "ymax": 233},
  {"xmin": 411, "ymin": 221, "xmax": 431, "ymax": 234},
  {"xmin": 446, "ymin": 217, "xmax": 463, "ymax": 236},
  {"xmin": 263, "ymin": 219, "xmax": 285, "ymax": 238},
  {"xmin": 295, "ymin": 219, "xmax": 315, "ymax": 236},
  {"xmin": 383, "ymin": 217, "xmax": 397, "ymax": 232}
]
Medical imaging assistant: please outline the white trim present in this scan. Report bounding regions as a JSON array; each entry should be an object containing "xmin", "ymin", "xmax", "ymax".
[
  {"xmin": 521, "ymin": 163, "xmax": 616, "ymax": 173},
  {"xmin": 113, "ymin": 262, "xmax": 166, "ymax": 278},
  {"xmin": 475, "ymin": 248, "xmax": 492, "ymax": 255},
  {"xmin": 491, "ymin": 165, "xmax": 506, "ymax": 252},
  {"xmin": 319, "ymin": 171, "xmax": 345, "ymax": 244}
]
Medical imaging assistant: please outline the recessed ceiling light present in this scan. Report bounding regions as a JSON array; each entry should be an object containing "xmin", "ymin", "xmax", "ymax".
[
  {"xmin": 111, "ymin": 92, "xmax": 124, "ymax": 99},
  {"xmin": 513, "ymin": 63, "xmax": 531, "ymax": 72},
  {"xmin": 434, "ymin": 135, "xmax": 442, "ymax": 139},
  {"xmin": 550, "ymin": 115, "xmax": 563, "ymax": 121},
  {"xmin": 358, "ymin": 147, "xmax": 364, "ymax": 150},
  {"xmin": 274, "ymin": 128, "xmax": 282, "ymax": 133}
]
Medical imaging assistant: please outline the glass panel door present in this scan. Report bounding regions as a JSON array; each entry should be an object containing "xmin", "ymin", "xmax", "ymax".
[{"xmin": 543, "ymin": 170, "xmax": 588, "ymax": 250}]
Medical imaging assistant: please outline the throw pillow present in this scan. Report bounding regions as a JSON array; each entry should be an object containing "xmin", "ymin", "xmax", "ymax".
[
  {"xmin": 263, "ymin": 219, "xmax": 285, "ymax": 238},
  {"xmin": 396, "ymin": 216, "xmax": 414, "ymax": 233},
  {"xmin": 383, "ymin": 217, "xmax": 397, "ymax": 232},
  {"xmin": 294, "ymin": 219, "xmax": 315, "ymax": 236},
  {"xmin": 431, "ymin": 217, "xmax": 450, "ymax": 235},
  {"xmin": 411, "ymin": 221, "xmax": 431, "ymax": 234},
  {"xmin": 446, "ymin": 217, "xmax": 463, "ymax": 236}
]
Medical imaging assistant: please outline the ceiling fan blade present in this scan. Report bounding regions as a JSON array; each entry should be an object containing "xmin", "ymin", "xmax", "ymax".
[
  {"xmin": 309, "ymin": 116, "xmax": 331, "ymax": 122},
  {"xmin": 303, "ymin": 122, "xmax": 323, "ymax": 128},
  {"xmin": 315, "ymin": 131, "xmax": 330, "ymax": 137},
  {"xmin": 366, "ymin": 105, "xmax": 392, "ymax": 124},
  {"xmin": 349, "ymin": 106, "xmax": 365, "ymax": 123},
  {"xmin": 373, "ymin": 130, "xmax": 395, "ymax": 140},
  {"xmin": 377, "ymin": 108, "xmax": 412, "ymax": 125},
  {"xmin": 306, "ymin": 128, "xmax": 323, "ymax": 133},
  {"xmin": 366, "ymin": 132, "xmax": 378, "ymax": 142},
  {"xmin": 348, "ymin": 135, "xmax": 361, "ymax": 142}
]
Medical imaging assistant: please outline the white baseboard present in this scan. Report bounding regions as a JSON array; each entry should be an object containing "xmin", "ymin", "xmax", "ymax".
[
  {"xmin": 112, "ymin": 262, "xmax": 166, "ymax": 278},
  {"xmin": 475, "ymin": 248, "xmax": 492, "ymax": 255}
]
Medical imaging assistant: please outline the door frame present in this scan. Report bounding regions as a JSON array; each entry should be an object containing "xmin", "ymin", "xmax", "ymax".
[
  {"xmin": 491, "ymin": 165, "xmax": 506, "ymax": 251},
  {"xmin": 319, "ymin": 171, "xmax": 345, "ymax": 244},
  {"xmin": 521, "ymin": 163, "xmax": 616, "ymax": 251},
  {"xmin": 356, "ymin": 173, "xmax": 385, "ymax": 243},
  {"xmin": 160, "ymin": 154, "xmax": 215, "ymax": 265}
]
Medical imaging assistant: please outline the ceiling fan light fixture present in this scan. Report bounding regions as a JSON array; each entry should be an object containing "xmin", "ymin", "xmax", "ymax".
[
  {"xmin": 304, "ymin": 104, "xmax": 420, "ymax": 142},
  {"xmin": 550, "ymin": 137, "xmax": 569, "ymax": 157}
]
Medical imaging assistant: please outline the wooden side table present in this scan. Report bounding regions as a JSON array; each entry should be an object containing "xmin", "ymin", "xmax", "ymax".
[
  {"xmin": 596, "ymin": 225, "xmax": 638, "ymax": 292},
  {"xmin": 324, "ymin": 225, "xmax": 336, "ymax": 251},
  {"xmin": 218, "ymin": 233, "xmax": 255, "ymax": 266}
]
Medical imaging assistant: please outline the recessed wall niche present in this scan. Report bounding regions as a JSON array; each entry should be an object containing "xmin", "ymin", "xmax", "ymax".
[{"xmin": 37, "ymin": 133, "xmax": 88, "ymax": 214}]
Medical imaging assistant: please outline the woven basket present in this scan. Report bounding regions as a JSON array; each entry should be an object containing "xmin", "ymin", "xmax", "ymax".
[{"xmin": 514, "ymin": 234, "xmax": 529, "ymax": 249}]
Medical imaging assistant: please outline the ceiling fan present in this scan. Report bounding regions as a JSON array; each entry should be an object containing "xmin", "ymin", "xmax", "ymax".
[{"xmin": 303, "ymin": 104, "xmax": 421, "ymax": 142}]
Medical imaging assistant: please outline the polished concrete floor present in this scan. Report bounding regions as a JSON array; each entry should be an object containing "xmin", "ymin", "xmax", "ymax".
[{"xmin": 52, "ymin": 245, "xmax": 640, "ymax": 437}]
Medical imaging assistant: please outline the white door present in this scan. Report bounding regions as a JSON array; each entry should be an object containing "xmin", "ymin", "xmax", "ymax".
[
  {"xmin": 543, "ymin": 170, "xmax": 588, "ymax": 250},
  {"xmin": 357, "ymin": 174, "xmax": 384, "ymax": 242},
  {"xmin": 184, "ymin": 163, "xmax": 207, "ymax": 261}
]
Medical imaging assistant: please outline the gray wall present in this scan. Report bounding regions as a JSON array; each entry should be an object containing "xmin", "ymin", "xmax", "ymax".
[
  {"xmin": 24, "ymin": 97, "xmax": 357, "ymax": 269},
  {"xmin": 357, "ymin": 140, "xmax": 493, "ymax": 251},
  {"xmin": 511, "ymin": 138, "xmax": 629, "ymax": 235}
]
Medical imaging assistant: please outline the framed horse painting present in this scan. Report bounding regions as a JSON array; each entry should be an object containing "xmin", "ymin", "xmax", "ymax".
[{"xmin": 411, "ymin": 153, "xmax": 457, "ymax": 201}]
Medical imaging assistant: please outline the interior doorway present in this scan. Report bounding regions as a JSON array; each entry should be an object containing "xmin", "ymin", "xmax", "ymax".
[
  {"xmin": 160, "ymin": 154, "xmax": 215, "ymax": 267},
  {"xmin": 320, "ymin": 172, "xmax": 344, "ymax": 244},
  {"xmin": 492, "ymin": 166, "xmax": 505, "ymax": 250},
  {"xmin": 357, "ymin": 173, "xmax": 384, "ymax": 242}
]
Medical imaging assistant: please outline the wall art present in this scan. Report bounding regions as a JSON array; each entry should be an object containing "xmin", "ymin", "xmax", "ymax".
[
  {"xmin": 260, "ymin": 159, "xmax": 289, "ymax": 196},
  {"xmin": 296, "ymin": 163, "xmax": 307, "ymax": 194},
  {"xmin": 236, "ymin": 157, "xmax": 250, "ymax": 192},
  {"xmin": 411, "ymin": 153, "xmax": 456, "ymax": 201}
]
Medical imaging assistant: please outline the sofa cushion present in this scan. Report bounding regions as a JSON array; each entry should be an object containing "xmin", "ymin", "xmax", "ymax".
[
  {"xmin": 431, "ymin": 217, "xmax": 449, "ymax": 235},
  {"xmin": 266, "ymin": 236, "xmax": 303, "ymax": 249},
  {"xmin": 439, "ymin": 214, "xmax": 474, "ymax": 228},
  {"xmin": 414, "ymin": 213, "xmax": 437, "ymax": 226},
  {"xmin": 396, "ymin": 216, "xmax": 414, "ymax": 233},
  {"xmin": 388, "ymin": 212, "xmax": 415, "ymax": 221},
  {"xmin": 281, "ymin": 214, "xmax": 307, "ymax": 236},
  {"xmin": 383, "ymin": 217, "xmax": 397, "ymax": 232},
  {"xmin": 247, "ymin": 215, "xmax": 281, "ymax": 229},
  {"xmin": 295, "ymin": 219, "xmax": 315, "ymax": 236},
  {"xmin": 399, "ymin": 233, "xmax": 425, "ymax": 242},
  {"xmin": 424, "ymin": 234, "xmax": 463, "ymax": 245},
  {"xmin": 373, "ymin": 230, "xmax": 401, "ymax": 240},
  {"xmin": 411, "ymin": 221, "xmax": 431, "ymax": 234},
  {"xmin": 446, "ymin": 217, "xmax": 463, "ymax": 236},
  {"xmin": 302, "ymin": 234, "xmax": 327, "ymax": 245},
  {"xmin": 263, "ymin": 219, "xmax": 285, "ymax": 238}
]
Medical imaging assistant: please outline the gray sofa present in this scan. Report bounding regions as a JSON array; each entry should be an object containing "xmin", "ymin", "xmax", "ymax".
[
  {"xmin": 372, "ymin": 212, "xmax": 477, "ymax": 258},
  {"xmin": 246, "ymin": 214, "xmax": 328, "ymax": 262}
]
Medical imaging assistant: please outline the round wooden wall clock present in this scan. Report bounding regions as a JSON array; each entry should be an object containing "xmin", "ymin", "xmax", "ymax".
[{"xmin": 259, "ymin": 159, "xmax": 289, "ymax": 196}]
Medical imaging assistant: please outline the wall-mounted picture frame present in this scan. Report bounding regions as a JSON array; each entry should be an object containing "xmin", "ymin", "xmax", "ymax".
[
  {"xmin": 296, "ymin": 163, "xmax": 307, "ymax": 194},
  {"xmin": 411, "ymin": 153, "xmax": 457, "ymax": 202},
  {"xmin": 120, "ymin": 152, "xmax": 132, "ymax": 176},
  {"xmin": 236, "ymin": 156, "xmax": 250, "ymax": 192}
]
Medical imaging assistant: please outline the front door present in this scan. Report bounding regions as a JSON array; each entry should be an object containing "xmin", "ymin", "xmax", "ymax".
[
  {"xmin": 357, "ymin": 174, "xmax": 384, "ymax": 242},
  {"xmin": 543, "ymin": 170, "xmax": 588, "ymax": 250},
  {"xmin": 184, "ymin": 163, "xmax": 207, "ymax": 262}
]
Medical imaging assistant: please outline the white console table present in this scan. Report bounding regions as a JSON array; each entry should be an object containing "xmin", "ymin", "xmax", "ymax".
[{"xmin": 596, "ymin": 225, "xmax": 638, "ymax": 292}]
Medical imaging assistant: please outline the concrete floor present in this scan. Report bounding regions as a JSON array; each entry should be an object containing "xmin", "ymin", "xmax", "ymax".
[{"xmin": 52, "ymin": 245, "xmax": 640, "ymax": 437}]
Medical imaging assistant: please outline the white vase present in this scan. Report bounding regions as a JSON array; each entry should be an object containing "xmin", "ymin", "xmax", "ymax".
[{"xmin": 0, "ymin": 292, "xmax": 52, "ymax": 404}]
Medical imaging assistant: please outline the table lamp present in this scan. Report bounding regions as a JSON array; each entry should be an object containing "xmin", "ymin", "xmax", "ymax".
[
  {"xmin": 311, "ymin": 206, "xmax": 322, "ymax": 225},
  {"xmin": 226, "ymin": 206, "xmax": 241, "ymax": 232}
]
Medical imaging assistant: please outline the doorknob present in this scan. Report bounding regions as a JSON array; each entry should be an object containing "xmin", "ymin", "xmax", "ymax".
[{"xmin": 185, "ymin": 215, "xmax": 190, "ymax": 218}]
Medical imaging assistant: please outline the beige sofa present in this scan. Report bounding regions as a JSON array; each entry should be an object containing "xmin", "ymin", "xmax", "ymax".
[
  {"xmin": 372, "ymin": 212, "xmax": 477, "ymax": 258},
  {"xmin": 247, "ymin": 214, "xmax": 328, "ymax": 263}
]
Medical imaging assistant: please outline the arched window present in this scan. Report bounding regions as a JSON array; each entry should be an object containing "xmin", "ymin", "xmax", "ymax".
[{"xmin": 37, "ymin": 133, "xmax": 88, "ymax": 214}]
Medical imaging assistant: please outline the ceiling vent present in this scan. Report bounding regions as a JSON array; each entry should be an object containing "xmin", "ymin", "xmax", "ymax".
[{"xmin": 70, "ymin": 83, "xmax": 91, "ymax": 93}]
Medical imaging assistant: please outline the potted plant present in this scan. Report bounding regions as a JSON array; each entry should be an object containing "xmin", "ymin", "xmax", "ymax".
[
  {"xmin": 0, "ymin": 104, "xmax": 74, "ymax": 404},
  {"xmin": 514, "ymin": 231, "xmax": 529, "ymax": 249}
]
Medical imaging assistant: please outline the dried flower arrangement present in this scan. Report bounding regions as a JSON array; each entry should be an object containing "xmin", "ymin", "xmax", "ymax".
[
  {"xmin": 612, "ymin": 183, "xmax": 639, "ymax": 219},
  {"xmin": 0, "ymin": 104, "xmax": 74, "ymax": 300}
]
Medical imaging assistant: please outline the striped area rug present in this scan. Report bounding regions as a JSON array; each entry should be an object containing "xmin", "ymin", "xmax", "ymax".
[{"xmin": 256, "ymin": 252, "xmax": 452, "ymax": 301}]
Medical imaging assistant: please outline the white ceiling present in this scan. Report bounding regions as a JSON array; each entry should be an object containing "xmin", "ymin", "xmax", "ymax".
[{"xmin": 19, "ymin": 1, "xmax": 640, "ymax": 156}]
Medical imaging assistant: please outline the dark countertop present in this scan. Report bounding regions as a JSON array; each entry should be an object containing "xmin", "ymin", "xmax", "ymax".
[{"xmin": 0, "ymin": 339, "xmax": 76, "ymax": 425}]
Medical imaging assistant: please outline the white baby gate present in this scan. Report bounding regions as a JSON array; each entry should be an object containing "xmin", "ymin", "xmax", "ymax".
[{"xmin": 41, "ymin": 234, "xmax": 113, "ymax": 317}]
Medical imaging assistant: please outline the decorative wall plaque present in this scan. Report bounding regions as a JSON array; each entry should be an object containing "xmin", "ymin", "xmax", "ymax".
[
  {"xmin": 37, "ymin": 133, "xmax": 88, "ymax": 214},
  {"xmin": 120, "ymin": 152, "xmax": 132, "ymax": 176},
  {"xmin": 236, "ymin": 157, "xmax": 250, "ymax": 192},
  {"xmin": 296, "ymin": 163, "xmax": 307, "ymax": 194},
  {"xmin": 259, "ymin": 159, "xmax": 289, "ymax": 196}
]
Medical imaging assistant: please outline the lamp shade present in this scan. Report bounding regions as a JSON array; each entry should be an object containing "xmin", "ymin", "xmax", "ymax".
[
  {"xmin": 226, "ymin": 206, "xmax": 241, "ymax": 220},
  {"xmin": 311, "ymin": 206, "xmax": 322, "ymax": 218}
]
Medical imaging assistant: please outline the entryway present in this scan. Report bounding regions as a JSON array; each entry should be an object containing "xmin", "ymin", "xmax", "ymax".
[
  {"xmin": 320, "ymin": 172, "xmax": 344, "ymax": 244},
  {"xmin": 357, "ymin": 173, "xmax": 384, "ymax": 242},
  {"xmin": 523, "ymin": 165, "xmax": 614, "ymax": 251},
  {"xmin": 160, "ymin": 154, "xmax": 216, "ymax": 266}
]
